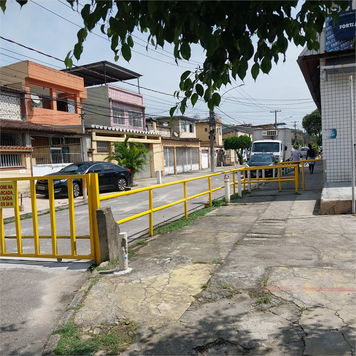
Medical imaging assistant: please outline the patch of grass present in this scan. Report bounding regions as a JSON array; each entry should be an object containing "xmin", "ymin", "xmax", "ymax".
[
  {"xmin": 136, "ymin": 239, "xmax": 148, "ymax": 246},
  {"xmin": 212, "ymin": 258, "xmax": 223, "ymax": 265},
  {"xmin": 212, "ymin": 198, "xmax": 225, "ymax": 207},
  {"xmin": 92, "ymin": 257, "xmax": 120, "ymax": 271},
  {"xmin": 67, "ymin": 303, "xmax": 84, "ymax": 312},
  {"xmin": 90, "ymin": 275, "xmax": 101, "ymax": 288},
  {"xmin": 234, "ymin": 241, "xmax": 242, "ymax": 245},
  {"xmin": 257, "ymin": 307, "xmax": 268, "ymax": 312},
  {"xmin": 220, "ymin": 283, "xmax": 232, "ymax": 289},
  {"xmin": 201, "ymin": 282, "xmax": 209, "ymax": 290},
  {"xmin": 53, "ymin": 319, "xmax": 137, "ymax": 355},
  {"xmin": 193, "ymin": 261, "xmax": 208, "ymax": 264},
  {"xmin": 227, "ymin": 290, "xmax": 241, "ymax": 298},
  {"xmin": 230, "ymin": 189, "xmax": 251, "ymax": 200},
  {"xmin": 299, "ymin": 306, "xmax": 309, "ymax": 313},
  {"xmin": 260, "ymin": 280, "xmax": 268, "ymax": 287},
  {"xmin": 153, "ymin": 205, "xmax": 216, "ymax": 235},
  {"xmin": 128, "ymin": 248, "xmax": 138, "ymax": 259},
  {"xmin": 257, "ymin": 295, "xmax": 271, "ymax": 304}
]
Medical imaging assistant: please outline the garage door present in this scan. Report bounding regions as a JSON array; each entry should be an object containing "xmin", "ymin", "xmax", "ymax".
[
  {"xmin": 201, "ymin": 150, "xmax": 209, "ymax": 169},
  {"xmin": 164, "ymin": 147, "xmax": 174, "ymax": 175},
  {"xmin": 134, "ymin": 144, "xmax": 152, "ymax": 179},
  {"xmin": 176, "ymin": 147, "xmax": 199, "ymax": 173}
]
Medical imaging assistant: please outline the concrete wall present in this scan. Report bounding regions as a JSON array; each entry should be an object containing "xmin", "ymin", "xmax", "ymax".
[
  {"xmin": 0, "ymin": 93, "xmax": 22, "ymax": 120},
  {"xmin": 320, "ymin": 65, "xmax": 356, "ymax": 183},
  {"xmin": 83, "ymin": 86, "xmax": 111, "ymax": 127}
]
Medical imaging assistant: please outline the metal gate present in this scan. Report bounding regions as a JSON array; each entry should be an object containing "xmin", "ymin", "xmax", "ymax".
[
  {"xmin": 164, "ymin": 147, "xmax": 175, "ymax": 175},
  {"xmin": 0, "ymin": 174, "xmax": 100, "ymax": 264},
  {"xmin": 176, "ymin": 147, "xmax": 199, "ymax": 173},
  {"xmin": 201, "ymin": 150, "xmax": 209, "ymax": 169}
]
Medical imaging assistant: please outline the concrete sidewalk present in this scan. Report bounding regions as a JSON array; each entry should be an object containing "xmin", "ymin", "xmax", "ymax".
[{"xmin": 46, "ymin": 161, "xmax": 356, "ymax": 355}]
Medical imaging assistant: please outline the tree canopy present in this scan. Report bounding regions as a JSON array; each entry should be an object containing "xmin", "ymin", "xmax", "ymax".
[
  {"xmin": 2, "ymin": 1, "xmax": 349, "ymax": 114},
  {"xmin": 224, "ymin": 135, "xmax": 252, "ymax": 164},
  {"xmin": 302, "ymin": 109, "xmax": 322, "ymax": 145}
]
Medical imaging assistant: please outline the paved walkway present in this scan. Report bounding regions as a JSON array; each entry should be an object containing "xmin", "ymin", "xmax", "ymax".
[{"xmin": 46, "ymin": 161, "xmax": 355, "ymax": 355}]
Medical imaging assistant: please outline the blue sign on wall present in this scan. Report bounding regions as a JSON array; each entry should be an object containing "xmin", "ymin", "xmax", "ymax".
[
  {"xmin": 325, "ymin": 11, "xmax": 356, "ymax": 52},
  {"xmin": 324, "ymin": 129, "xmax": 338, "ymax": 139}
]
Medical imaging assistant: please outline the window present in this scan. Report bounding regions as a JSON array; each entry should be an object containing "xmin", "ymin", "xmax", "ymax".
[
  {"xmin": 97, "ymin": 141, "xmax": 109, "ymax": 152},
  {"xmin": 113, "ymin": 108, "xmax": 125, "ymax": 125},
  {"xmin": 181, "ymin": 120, "xmax": 187, "ymax": 132},
  {"xmin": 1, "ymin": 133, "xmax": 22, "ymax": 146},
  {"xmin": 1, "ymin": 154, "xmax": 23, "ymax": 167},
  {"xmin": 205, "ymin": 128, "xmax": 207, "ymax": 132},
  {"xmin": 189, "ymin": 122, "xmax": 194, "ymax": 133},
  {"xmin": 129, "ymin": 111, "xmax": 142, "ymax": 127}
]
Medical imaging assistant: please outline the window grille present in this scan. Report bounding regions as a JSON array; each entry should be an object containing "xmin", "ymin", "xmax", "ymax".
[
  {"xmin": 129, "ymin": 111, "xmax": 142, "ymax": 127},
  {"xmin": 1, "ymin": 133, "xmax": 22, "ymax": 146},
  {"xmin": 113, "ymin": 108, "xmax": 125, "ymax": 125},
  {"xmin": 97, "ymin": 141, "xmax": 109, "ymax": 152},
  {"xmin": 0, "ymin": 154, "xmax": 22, "ymax": 167}
]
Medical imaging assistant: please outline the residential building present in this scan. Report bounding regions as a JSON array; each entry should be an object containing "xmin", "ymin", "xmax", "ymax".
[
  {"xmin": 195, "ymin": 117, "xmax": 224, "ymax": 168},
  {"xmin": 0, "ymin": 86, "xmax": 78, "ymax": 192},
  {"xmin": 151, "ymin": 116, "xmax": 200, "ymax": 174},
  {"xmin": 0, "ymin": 61, "xmax": 88, "ymax": 177},
  {"xmin": 64, "ymin": 61, "xmax": 163, "ymax": 179},
  {"xmin": 297, "ymin": 4, "xmax": 356, "ymax": 213}
]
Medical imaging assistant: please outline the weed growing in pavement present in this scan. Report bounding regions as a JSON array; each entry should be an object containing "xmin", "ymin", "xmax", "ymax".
[
  {"xmin": 52, "ymin": 319, "xmax": 137, "ymax": 355},
  {"xmin": 212, "ymin": 258, "xmax": 223, "ymax": 264},
  {"xmin": 91, "ymin": 257, "xmax": 120, "ymax": 272},
  {"xmin": 201, "ymin": 282, "xmax": 209, "ymax": 290},
  {"xmin": 257, "ymin": 307, "xmax": 268, "ymax": 312},
  {"xmin": 128, "ymin": 248, "xmax": 139, "ymax": 259},
  {"xmin": 193, "ymin": 261, "xmax": 209, "ymax": 264},
  {"xmin": 260, "ymin": 280, "xmax": 268, "ymax": 287},
  {"xmin": 227, "ymin": 290, "xmax": 241, "ymax": 298},
  {"xmin": 220, "ymin": 283, "xmax": 232, "ymax": 289},
  {"xmin": 299, "ymin": 306, "xmax": 309, "ymax": 313},
  {"xmin": 257, "ymin": 294, "xmax": 271, "ymax": 304},
  {"xmin": 153, "ymin": 205, "xmax": 216, "ymax": 235},
  {"xmin": 136, "ymin": 239, "xmax": 148, "ymax": 246},
  {"xmin": 67, "ymin": 303, "xmax": 84, "ymax": 312},
  {"xmin": 234, "ymin": 241, "xmax": 242, "ymax": 245},
  {"xmin": 230, "ymin": 189, "xmax": 251, "ymax": 200},
  {"xmin": 90, "ymin": 275, "xmax": 101, "ymax": 288}
]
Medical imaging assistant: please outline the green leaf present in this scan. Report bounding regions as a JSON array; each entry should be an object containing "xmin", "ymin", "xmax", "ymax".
[
  {"xmin": 180, "ymin": 70, "xmax": 191, "ymax": 81},
  {"xmin": 147, "ymin": 1, "xmax": 156, "ymax": 14},
  {"xmin": 191, "ymin": 93, "xmax": 198, "ymax": 106},
  {"xmin": 195, "ymin": 83, "xmax": 204, "ymax": 97},
  {"xmin": 180, "ymin": 98, "xmax": 187, "ymax": 114},
  {"xmin": 204, "ymin": 88, "xmax": 211, "ymax": 102},
  {"xmin": 170, "ymin": 106, "xmax": 177, "ymax": 117},
  {"xmin": 212, "ymin": 92, "xmax": 221, "ymax": 107},
  {"xmin": 260, "ymin": 56, "xmax": 272, "ymax": 74},
  {"xmin": 251, "ymin": 63, "xmax": 259, "ymax": 80},
  {"xmin": 122, "ymin": 43, "xmax": 131, "ymax": 61},
  {"xmin": 100, "ymin": 24, "xmax": 106, "ymax": 35},
  {"xmin": 1, "ymin": 1, "xmax": 6, "ymax": 12},
  {"xmin": 180, "ymin": 42, "xmax": 191, "ymax": 60},
  {"xmin": 73, "ymin": 43, "xmax": 83, "ymax": 61},
  {"xmin": 64, "ymin": 52, "xmax": 73, "ymax": 69},
  {"xmin": 127, "ymin": 35, "xmax": 134, "ymax": 48}
]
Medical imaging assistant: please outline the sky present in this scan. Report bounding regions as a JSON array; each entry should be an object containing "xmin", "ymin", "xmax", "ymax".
[{"xmin": 0, "ymin": 0, "xmax": 318, "ymax": 131}]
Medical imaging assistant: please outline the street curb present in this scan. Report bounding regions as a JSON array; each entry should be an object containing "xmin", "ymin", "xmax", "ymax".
[{"xmin": 42, "ymin": 272, "xmax": 95, "ymax": 355}]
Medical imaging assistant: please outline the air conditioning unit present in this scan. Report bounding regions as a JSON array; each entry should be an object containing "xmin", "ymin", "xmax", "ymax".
[{"xmin": 262, "ymin": 130, "xmax": 278, "ymax": 136}]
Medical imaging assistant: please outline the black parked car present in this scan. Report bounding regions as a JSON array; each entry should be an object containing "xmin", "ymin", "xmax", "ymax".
[
  {"xmin": 246, "ymin": 154, "xmax": 277, "ymax": 178},
  {"xmin": 36, "ymin": 162, "xmax": 132, "ymax": 198}
]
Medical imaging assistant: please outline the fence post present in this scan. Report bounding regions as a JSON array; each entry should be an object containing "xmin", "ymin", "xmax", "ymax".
[
  {"xmin": 224, "ymin": 174, "xmax": 230, "ymax": 205},
  {"xmin": 156, "ymin": 170, "xmax": 162, "ymax": 184},
  {"xmin": 247, "ymin": 170, "xmax": 251, "ymax": 192},
  {"xmin": 149, "ymin": 188, "xmax": 153, "ymax": 236},
  {"xmin": 237, "ymin": 171, "xmax": 242, "ymax": 198},
  {"xmin": 118, "ymin": 232, "xmax": 128, "ymax": 270},
  {"xmin": 262, "ymin": 169, "xmax": 265, "ymax": 186}
]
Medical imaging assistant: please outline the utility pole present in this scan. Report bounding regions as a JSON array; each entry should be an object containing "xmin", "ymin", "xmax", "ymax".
[
  {"xmin": 209, "ymin": 108, "xmax": 215, "ymax": 173},
  {"xmin": 270, "ymin": 110, "xmax": 281, "ymax": 129}
]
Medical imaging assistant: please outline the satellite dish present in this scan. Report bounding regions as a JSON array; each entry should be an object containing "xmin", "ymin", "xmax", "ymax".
[
  {"xmin": 30, "ymin": 94, "xmax": 41, "ymax": 104},
  {"xmin": 163, "ymin": 122, "xmax": 169, "ymax": 127},
  {"xmin": 173, "ymin": 132, "xmax": 178, "ymax": 137}
]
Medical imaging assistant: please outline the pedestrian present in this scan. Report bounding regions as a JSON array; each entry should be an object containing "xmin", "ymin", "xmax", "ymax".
[
  {"xmin": 306, "ymin": 143, "xmax": 316, "ymax": 174},
  {"xmin": 291, "ymin": 145, "xmax": 301, "ymax": 172}
]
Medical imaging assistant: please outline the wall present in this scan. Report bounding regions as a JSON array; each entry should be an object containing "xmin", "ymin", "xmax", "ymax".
[
  {"xmin": 84, "ymin": 86, "xmax": 111, "ymax": 127},
  {"xmin": 320, "ymin": 66, "xmax": 356, "ymax": 182},
  {"xmin": 0, "ymin": 93, "xmax": 22, "ymax": 120}
]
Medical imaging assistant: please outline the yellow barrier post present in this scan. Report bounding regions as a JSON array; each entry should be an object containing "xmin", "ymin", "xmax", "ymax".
[
  {"xmin": 295, "ymin": 165, "xmax": 299, "ymax": 193},
  {"xmin": 88, "ymin": 173, "xmax": 101, "ymax": 265},
  {"xmin": 208, "ymin": 177, "xmax": 212, "ymax": 206},
  {"xmin": 0, "ymin": 208, "xmax": 5, "ymax": 254},
  {"xmin": 302, "ymin": 160, "xmax": 306, "ymax": 190},
  {"xmin": 48, "ymin": 178, "xmax": 58, "ymax": 257},
  {"xmin": 30, "ymin": 180, "xmax": 40, "ymax": 256},
  {"xmin": 184, "ymin": 182, "xmax": 188, "ymax": 219},
  {"xmin": 278, "ymin": 166, "xmax": 282, "ymax": 191},
  {"xmin": 232, "ymin": 171, "xmax": 236, "ymax": 195},
  {"xmin": 67, "ymin": 178, "xmax": 77, "ymax": 257},
  {"xmin": 13, "ymin": 181, "xmax": 23, "ymax": 255},
  {"xmin": 149, "ymin": 188, "xmax": 153, "ymax": 236}
]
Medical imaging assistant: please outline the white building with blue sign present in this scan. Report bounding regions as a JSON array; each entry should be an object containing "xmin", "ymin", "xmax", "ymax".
[{"xmin": 297, "ymin": 5, "xmax": 355, "ymax": 214}]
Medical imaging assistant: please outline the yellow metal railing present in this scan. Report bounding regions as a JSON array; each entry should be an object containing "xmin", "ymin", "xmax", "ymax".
[
  {"xmin": 0, "ymin": 173, "xmax": 100, "ymax": 264},
  {"xmin": 98, "ymin": 163, "xmax": 300, "ymax": 237}
]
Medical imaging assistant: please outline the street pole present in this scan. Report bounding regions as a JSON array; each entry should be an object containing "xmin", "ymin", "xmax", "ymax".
[
  {"xmin": 209, "ymin": 108, "xmax": 215, "ymax": 173},
  {"xmin": 291, "ymin": 121, "xmax": 298, "ymax": 142},
  {"xmin": 270, "ymin": 110, "xmax": 281, "ymax": 129}
]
